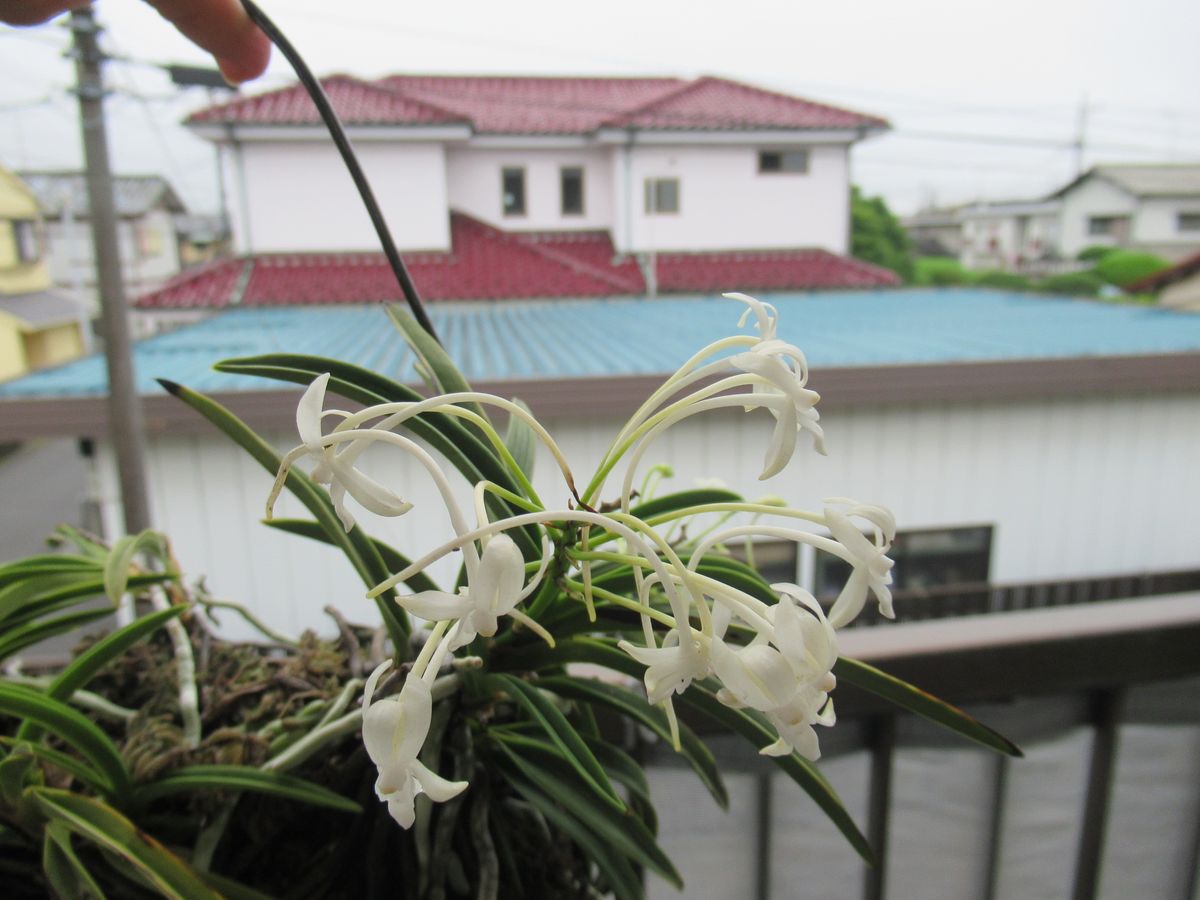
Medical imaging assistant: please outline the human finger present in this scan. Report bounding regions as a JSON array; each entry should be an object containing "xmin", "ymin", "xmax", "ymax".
[
  {"xmin": 0, "ymin": 0, "xmax": 89, "ymax": 26},
  {"xmin": 144, "ymin": 0, "xmax": 270, "ymax": 84}
]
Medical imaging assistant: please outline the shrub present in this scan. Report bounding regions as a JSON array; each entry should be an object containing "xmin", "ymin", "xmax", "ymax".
[
  {"xmin": 1035, "ymin": 271, "xmax": 1106, "ymax": 297},
  {"xmin": 1077, "ymin": 244, "xmax": 1117, "ymax": 263},
  {"xmin": 971, "ymin": 270, "xmax": 1031, "ymax": 291},
  {"xmin": 1093, "ymin": 250, "xmax": 1171, "ymax": 288},
  {"xmin": 913, "ymin": 256, "xmax": 967, "ymax": 286}
]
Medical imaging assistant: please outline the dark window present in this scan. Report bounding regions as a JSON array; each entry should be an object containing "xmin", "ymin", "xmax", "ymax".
[
  {"xmin": 502, "ymin": 167, "xmax": 525, "ymax": 217},
  {"xmin": 1087, "ymin": 215, "xmax": 1128, "ymax": 237},
  {"xmin": 644, "ymin": 178, "xmax": 679, "ymax": 215},
  {"xmin": 726, "ymin": 540, "xmax": 798, "ymax": 585},
  {"xmin": 758, "ymin": 149, "xmax": 809, "ymax": 174},
  {"xmin": 1177, "ymin": 212, "xmax": 1200, "ymax": 232},
  {"xmin": 13, "ymin": 220, "xmax": 38, "ymax": 263},
  {"xmin": 561, "ymin": 167, "xmax": 584, "ymax": 216},
  {"xmin": 814, "ymin": 525, "xmax": 993, "ymax": 600}
]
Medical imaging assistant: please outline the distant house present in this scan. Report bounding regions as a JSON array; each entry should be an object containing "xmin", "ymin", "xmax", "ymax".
[
  {"xmin": 19, "ymin": 171, "xmax": 187, "ymax": 312},
  {"xmin": 0, "ymin": 167, "xmax": 87, "ymax": 382},
  {"xmin": 1049, "ymin": 163, "xmax": 1200, "ymax": 262},
  {"xmin": 902, "ymin": 205, "xmax": 965, "ymax": 258},
  {"xmin": 957, "ymin": 199, "xmax": 1063, "ymax": 274},
  {"xmin": 143, "ymin": 74, "xmax": 898, "ymax": 318}
]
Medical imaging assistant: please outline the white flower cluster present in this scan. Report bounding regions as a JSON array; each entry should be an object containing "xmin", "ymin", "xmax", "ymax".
[{"xmin": 271, "ymin": 293, "xmax": 896, "ymax": 829}]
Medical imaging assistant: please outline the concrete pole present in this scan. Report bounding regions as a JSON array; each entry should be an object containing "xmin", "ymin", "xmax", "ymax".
[{"xmin": 68, "ymin": 7, "xmax": 151, "ymax": 535}]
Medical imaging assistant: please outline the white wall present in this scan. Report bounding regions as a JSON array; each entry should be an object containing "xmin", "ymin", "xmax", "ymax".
[
  {"xmin": 1133, "ymin": 198, "xmax": 1200, "ymax": 260},
  {"xmin": 446, "ymin": 146, "xmax": 614, "ymax": 232},
  {"xmin": 97, "ymin": 389, "xmax": 1200, "ymax": 640},
  {"xmin": 614, "ymin": 143, "xmax": 850, "ymax": 254},
  {"xmin": 1058, "ymin": 177, "xmax": 1137, "ymax": 258},
  {"xmin": 226, "ymin": 141, "xmax": 450, "ymax": 254}
]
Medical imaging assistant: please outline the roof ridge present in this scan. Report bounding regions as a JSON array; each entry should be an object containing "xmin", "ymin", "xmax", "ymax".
[
  {"xmin": 359, "ymin": 77, "xmax": 463, "ymax": 122},
  {"xmin": 599, "ymin": 78, "xmax": 702, "ymax": 127},
  {"xmin": 516, "ymin": 236, "xmax": 644, "ymax": 293},
  {"xmin": 691, "ymin": 75, "xmax": 890, "ymax": 128}
]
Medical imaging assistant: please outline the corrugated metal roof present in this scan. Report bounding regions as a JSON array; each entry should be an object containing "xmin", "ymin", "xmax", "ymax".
[{"xmin": 3, "ymin": 289, "xmax": 1200, "ymax": 399}]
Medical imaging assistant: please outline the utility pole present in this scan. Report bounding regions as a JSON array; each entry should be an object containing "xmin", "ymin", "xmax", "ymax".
[
  {"xmin": 68, "ymin": 7, "xmax": 151, "ymax": 535},
  {"xmin": 1072, "ymin": 97, "xmax": 1090, "ymax": 177}
]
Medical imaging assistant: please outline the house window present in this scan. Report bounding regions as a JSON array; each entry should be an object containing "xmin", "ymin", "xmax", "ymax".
[
  {"xmin": 814, "ymin": 525, "xmax": 993, "ymax": 600},
  {"xmin": 1177, "ymin": 212, "xmax": 1200, "ymax": 232},
  {"xmin": 1087, "ymin": 215, "xmax": 1128, "ymax": 237},
  {"xmin": 758, "ymin": 149, "xmax": 809, "ymax": 174},
  {"xmin": 501, "ymin": 167, "xmax": 525, "ymax": 217},
  {"xmin": 644, "ymin": 178, "xmax": 679, "ymax": 215},
  {"xmin": 136, "ymin": 224, "xmax": 163, "ymax": 259},
  {"xmin": 13, "ymin": 220, "xmax": 38, "ymax": 263},
  {"xmin": 560, "ymin": 167, "xmax": 585, "ymax": 216}
]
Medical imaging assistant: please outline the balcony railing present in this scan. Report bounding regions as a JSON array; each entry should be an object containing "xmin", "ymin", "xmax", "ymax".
[{"xmin": 645, "ymin": 592, "xmax": 1200, "ymax": 900}]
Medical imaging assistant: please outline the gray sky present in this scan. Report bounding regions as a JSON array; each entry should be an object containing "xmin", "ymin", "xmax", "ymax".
[{"xmin": 2, "ymin": 0, "xmax": 1199, "ymax": 217}]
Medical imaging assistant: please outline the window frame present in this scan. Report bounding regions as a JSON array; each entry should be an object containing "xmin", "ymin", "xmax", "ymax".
[
  {"xmin": 644, "ymin": 177, "xmax": 680, "ymax": 216},
  {"xmin": 758, "ymin": 148, "xmax": 810, "ymax": 175},
  {"xmin": 501, "ymin": 166, "xmax": 526, "ymax": 218},
  {"xmin": 12, "ymin": 220, "xmax": 39, "ymax": 264},
  {"xmin": 1086, "ymin": 215, "xmax": 1128, "ymax": 237},
  {"xmin": 560, "ymin": 166, "xmax": 585, "ymax": 217},
  {"xmin": 1177, "ymin": 211, "xmax": 1200, "ymax": 233}
]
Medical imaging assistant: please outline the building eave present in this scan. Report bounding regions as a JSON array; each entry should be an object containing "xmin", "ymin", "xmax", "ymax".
[{"xmin": 3, "ymin": 352, "xmax": 1198, "ymax": 443}]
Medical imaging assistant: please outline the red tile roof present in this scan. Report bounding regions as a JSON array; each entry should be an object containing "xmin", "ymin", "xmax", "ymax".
[
  {"xmin": 188, "ymin": 74, "xmax": 886, "ymax": 134},
  {"xmin": 135, "ymin": 213, "xmax": 898, "ymax": 310}
]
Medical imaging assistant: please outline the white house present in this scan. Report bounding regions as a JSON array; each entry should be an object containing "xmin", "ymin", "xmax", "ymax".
[
  {"xmin": 1050, "ymin": 163, "xmax": 1200, "ymax": 262},
  {"xmin": 176, "ymin": 74, "xmax": 891, "ymax": 297},
  {"xmin": 19, "ymin": 171, "xmax": 187, "ymax": 313},
  {"xmin": 957, "ymin": 199, "xmax": 1063, "ymax": 273}
]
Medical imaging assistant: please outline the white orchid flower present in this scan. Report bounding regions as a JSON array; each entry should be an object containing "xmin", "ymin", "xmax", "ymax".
[
  {"xmin": 761, "ymin": 685, "xmax": 836, "ymax": 759},
  {"xmin": 731, "ymin": 339, "xmax": 826, "ymax": 480},
  {"xmin": 293, "ymin": 373, "xmax": 413, "ymax": 531},
  {"xmin": 619, "ymin": 628, "xmax": 708, "ymax": 705},
  {"xmin": 397, "ymin": 533, "xmax": 549, "ymax": 651},
  {"xmin": 770, "ymin": 584, "xmax": 838, "ymax": 691},
  {"xmin": 824, "ymin": 505, "xmax": 896, "ymax": 628},
  {"xmin": 725, "ymin": 291, "xmax": 779, "ymax": 340},
  {"xmin": 361, "ymin": 660, "xmax": 467, "ymax": 829}
]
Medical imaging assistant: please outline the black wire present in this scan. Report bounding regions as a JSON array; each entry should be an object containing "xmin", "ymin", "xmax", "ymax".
[{"xmin": 238, "ymin": 0, "xmax": 441, "ymax": 344}]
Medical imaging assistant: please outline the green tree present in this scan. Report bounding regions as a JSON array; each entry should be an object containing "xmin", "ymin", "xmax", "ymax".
[{"xmin": 850, "ymin": 186, "xmax": 915, "ymax": 282}]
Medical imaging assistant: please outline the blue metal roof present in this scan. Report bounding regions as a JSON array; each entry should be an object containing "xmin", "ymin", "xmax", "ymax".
[{"xmin": 3, "ymin": 289, "xmax": 1200, "ymax": 399}]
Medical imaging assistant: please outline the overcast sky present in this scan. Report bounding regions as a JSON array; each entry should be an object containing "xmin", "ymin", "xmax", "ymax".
[{"xmin": 2, "ymin": 0, "xmax": 1199, "ymax": 217}]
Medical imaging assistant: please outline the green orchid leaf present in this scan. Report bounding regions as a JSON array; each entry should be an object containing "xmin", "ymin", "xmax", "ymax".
[
  {"xmin": 384, "ymin": 305, "xmax": 484, "ymax": 418},
  {"xmin": 492, "ymin": 735, "xmax": 682, "ymax": 890},
  {"xmin": 264, "ymin": 518, "xmax": 440, "ymax": 593},
  {"xmin": 582, "ymin": 736, "xmax": 658, "ymax": 834},
  {"xmin": 0, "ymin": 737, "xmax": 110, "ymax": 795},
  {"xmin": 33, "ymin": 789, "xmax": 220, "ymax": 900},
  {"xmin": 103, "ymin": 530, "xmax": 170, "ymax": 606},
  {"xmin": 631, "ymin": 487, "xmax": 746, "ymax": 521},
  {"xmin": 211, "ymin": 356, "xmax": 540, "ymax": 558},
  {"xmin": 44, "ymin": 821, "xmax": 108, "ymax": 900},
  {"xmin": 677, "ymin": 681, "xmax": 875, "ymax": 866},
  {"xmin": 0, "ymin": 752, "xmax": 35, "ymax": 806},
  {"xmin": 0, "ymin": 685, "xmax": 130, "ymax": 799},
  {"xmin": 0, "ymin": 608, "xmax": 115, "ymax": 663},
  {"xmin": 835, "ymin": 656, "xmax": 1022, "ymax": 757},
  {"xmin": 537, "ymin": 672, "xmax": 727, "ymax": 810},
  {"xmin": 0, "ymin": 555, "xmax": 102, "ymax": 589},
  {"xmin": 0, "ymin": 574, "xmax": 169, "ymax": 629},
  {"xmin": 485, "ymin": 674, "xmax": 624, "ymax": 813},
  {"xmin": 502, "ymin": 397, "xmax": 537, "ymax": 480},
  {"xmin": 157, "ymin": 379, "xmax": 409, "ymax": 647},
  {"xmin": 132, "ymin": 765, "xmax": 360, "ymax": 813}
]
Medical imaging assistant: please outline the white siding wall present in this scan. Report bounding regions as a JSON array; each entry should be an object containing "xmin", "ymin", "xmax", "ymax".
[
  {"xmin": 445, "ymin": 146, "xmax": 614, "ymax": 231},
  {"xmin": 1133, "ymin": 198, "xmax": 1200, "ymax": 260},
  {"xmin": 98, "ymin": 391, "xmax": 1200, "ymax": 640},
  {"xmin": 614, "ymin": 143, "xmax": 850, "ymax": 254},
  {"xmin": 1058, "ymin": 177, "xmax": 1137, "ymax": 258},
  {"xmin": 226, "ymin": 141, "xmax": 450, "ymax": 254}
]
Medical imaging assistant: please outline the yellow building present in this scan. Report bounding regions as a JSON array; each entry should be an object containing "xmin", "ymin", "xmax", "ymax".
[{"xmin": 0, "ymin": 167, "xmax": 87, "ymax": 381}]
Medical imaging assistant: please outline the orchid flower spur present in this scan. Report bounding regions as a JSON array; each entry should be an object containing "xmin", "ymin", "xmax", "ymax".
[{"xmin": 361, "ymin": 659, "xmax": 467, "ymax": 829}]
